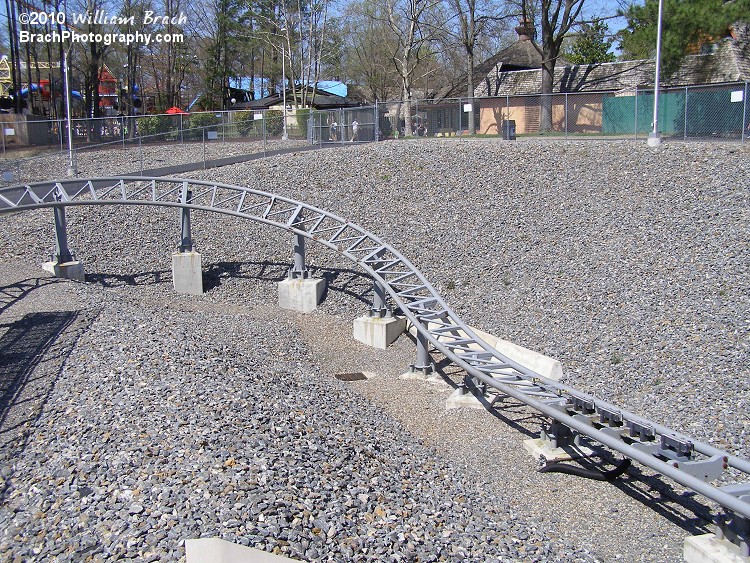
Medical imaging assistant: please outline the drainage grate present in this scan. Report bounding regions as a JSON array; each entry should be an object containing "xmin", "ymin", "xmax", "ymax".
[{"xmin": 333, "ymin": 372, "xmax": 367, "ymax": 381}]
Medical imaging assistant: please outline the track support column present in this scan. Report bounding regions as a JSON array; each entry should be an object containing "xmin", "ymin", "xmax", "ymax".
[
  {"xmin": 370, "ymin": 278, "xmax": 389, "ymax": 318},
  {"xmin": 353, "ymin": 261, "xmax": 405, "ymax": 349},
  {"xmin": 278, "ymin": 210, "xmax": 325, "ymax": 313},
  {"xmin": 172, "ymin": 187, "xmax": 203, "ymax": 295},
  {"xmin": 523, "ymin": 406, "xmax": 594, "ymax": 464},
  {"xmin": 409, "ymin": 319, "xmax": 434, "ymax": 376},
  {"xmin": 289, "ymin": 232, "xmax": 310, "ymax": 279},
  {"xmin": 42, "ymin": 194, "xmax": 85, "ymax": 282}
]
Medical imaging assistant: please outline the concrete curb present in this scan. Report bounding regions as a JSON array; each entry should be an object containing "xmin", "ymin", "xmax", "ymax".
[
  {"xmin": 185, "ymin": 538, "xmax": 300, "ymax": 563},
  {"xmin": 406, "ymin": 321, "xmax": 563, "ymax": 381}
]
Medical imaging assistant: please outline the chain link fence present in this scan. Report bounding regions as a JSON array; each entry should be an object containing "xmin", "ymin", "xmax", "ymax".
[
  {"xmin": 375, "ymin": 82, "xmax": 750, "ymax": 143},
  {"xmin": 308, "ymin": 106, "xmax": 379, "ymax": 145},
  {"xmin": 0, "ymin": 107, "xmax": 316, "ymax": 183},
  {"xmin": 0, "ymin": 107, "xmax": 310, "ymax": 156},
  {"xmin": 0, "ymin": 82, "xmax": 745, "ymax": 176}
]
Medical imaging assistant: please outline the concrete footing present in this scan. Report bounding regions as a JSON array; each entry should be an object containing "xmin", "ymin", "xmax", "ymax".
[
  {"xmin": 445, "ymin": 386, "xmax": 492, "ymax": 410},
  {"xmin": 684, "ymin": 534, "xmax": 749, "ymax": 563},
  {"xmin": 353, "ymin": 315, "xmax": 406, "ymax": 349},
  {"xmin": 523, "ymin": 437, "xmax": 596, "ymax": 463},
  {"xmin": 172, "ymin": 251, "xmax": 203, "ymax": 295},
  {"xmin": 42, "ymin": 260, "xmax": 85, "ymax": 282},
  {"xmin": 400, "ymin": 369, "xmax": 446, "ymax": 386},
  {"xmin": 185, "ymin": 537, "xmax": 298, "ymax": 563},
  {"xmin": 278, "ymin": 278, "xmax": 325, "ymax": 313},
  {"xmin": 647, "ymin": 133, "xmax": 663, "ymax": 147}
]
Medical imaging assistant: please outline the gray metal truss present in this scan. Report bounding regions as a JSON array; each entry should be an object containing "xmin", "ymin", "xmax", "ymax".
[{"xmin": 1, "ymin": 176, "xmax": 749, "ymax": 533}]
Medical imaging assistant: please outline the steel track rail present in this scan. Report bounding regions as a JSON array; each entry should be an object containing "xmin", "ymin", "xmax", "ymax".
[{"xmin": 1, "ymin": 176, "xmax": 749, "ymax": 523}]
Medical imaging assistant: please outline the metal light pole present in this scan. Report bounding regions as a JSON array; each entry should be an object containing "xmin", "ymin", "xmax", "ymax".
[
  {"xmin": 281, "ymin": 30, "xmax": 288, "ymax": 141},
  {"xmin": 648, "ymin": 0, "xmax": 664, "ymax": 147},
  {"xmin": 63, "ymin": 47, "xmax": 77, "ymax": 176}
]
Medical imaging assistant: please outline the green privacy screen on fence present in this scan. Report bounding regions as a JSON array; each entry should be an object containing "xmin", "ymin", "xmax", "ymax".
[{"xmin": 603, "ymin": 87, "xmax": 748, "ymax": 138}]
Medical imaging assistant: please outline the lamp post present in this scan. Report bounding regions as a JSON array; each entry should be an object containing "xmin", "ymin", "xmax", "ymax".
[
  {"xmin": 63, "ymin": 46, "xmax": 76, "ymax": 176},
  {"xmin": 648, "ymin": 0, "xmax": 664, "ymax": 147},
  {"xmin": 281, "ymin": 30, "xmax": 288, "ymax": 141}
]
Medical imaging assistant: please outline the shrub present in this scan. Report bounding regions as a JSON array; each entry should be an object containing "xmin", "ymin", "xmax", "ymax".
[
  {"xmin": 379, "ymin": 117, "xmax": 393, "ymax": 139},
  {"xmin": 265, "ymin": 110, "xmax": 283, "ymax": 136},
  {"xmin": 297, "ymin": 108, "xmax": 311, "ymax": 138},
  {"xmin": 190, "ymin": 112, "xmax": 219, "ymax": 130},
  {"xmin": 234, "ymin": 111, "xmax": 260, "ymax": 137},
  {"xmin": 137, "ymin": 115, "xmax": 173, "ymax": 138}
]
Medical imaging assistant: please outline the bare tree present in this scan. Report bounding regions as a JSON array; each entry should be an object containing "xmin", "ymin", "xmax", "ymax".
[
  {"xmin": 68, "ymin": 0, "xmax": 113, "ymax": 129},
  {"xmin": 251, "ymin": 0, "xmax": 335, "ymax": 111},
  {"xmin": 520, "ymin": 0, "xmax": 586, "ymax": 131},
  {"xmin": 382, "ymin": 0, "xmax": 445, "ymax": 136},
  {"xmin": 446, "ymin": 0, "xmax": 510, "ymax": 133},
  {"xmin": 342, "ymin": 0, "xmax": 401, "ymax": 102}
]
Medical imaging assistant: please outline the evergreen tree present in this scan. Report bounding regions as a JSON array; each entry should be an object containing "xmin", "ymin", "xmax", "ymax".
[
  {"xmin": 618, "ymin": 0, "xmax": 750, "ymax": 75},
  {"xmin": 566, "ymin": 21, "xmax": 616, "ymax": 64}
]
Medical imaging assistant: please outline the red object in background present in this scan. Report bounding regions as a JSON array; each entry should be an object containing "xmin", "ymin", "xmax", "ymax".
[
  {"xmin": 39, "ymin": 79, "xmax": 51, "ymax": 101},
  {"xmin": 165, "ymin": 106, "xmax": 189, "ymax": 114},
  {"xmin": 98, "ymin": 64, "xmax": 118, "ymax": 108}
]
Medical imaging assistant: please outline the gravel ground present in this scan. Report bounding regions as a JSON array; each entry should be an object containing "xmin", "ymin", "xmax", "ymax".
[
  {"xmin": 0, "ymin": 138, "xmax": 748, "ymax": 562},
  {"xmin": 0, "ymin": 268, "xmax": 593, "ymax": 562}
]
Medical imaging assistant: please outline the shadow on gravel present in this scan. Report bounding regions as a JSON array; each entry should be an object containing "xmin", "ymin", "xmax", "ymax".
[
  {"xmin": 0, "ymin": 310, "xmax": 96, "ymax": 500},
  {"xmin": 85, "ymin": 270, "xmax": 166, "ymax": 287},
  {"xmin": 437, "ymin": 378, "xmax": 715, "ymax": 536},
  {"xmin": 85, "ymin": 260, "xmax": 377, "ymax": 308},
  {"xmin": 559, "ymin": 449, "xmax": 714, "ymax": 536},
  {"xmin": 422, "ymin": 347, "xmax": 715, "ymax": 536},
  {"xmin": 0, "ymin": 277, "xmax": 62, "ymax": 315},
  {"xmin": 203, "ymin": 261, "xmax": 375, "ymax": 306}
]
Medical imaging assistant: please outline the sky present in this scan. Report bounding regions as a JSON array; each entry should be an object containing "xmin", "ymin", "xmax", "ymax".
[
  {"xmin": 584, "ymin": 0, "xmax": 633, "ymax": 53},
  {"xmin": 0, "ymin": 0, "xmax": 638, "ymax": 57}
]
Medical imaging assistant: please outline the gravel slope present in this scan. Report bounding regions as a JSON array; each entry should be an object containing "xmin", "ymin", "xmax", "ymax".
[
  {"xmin": 0, "ymin": 138, "xmax": 748, "ymax": 562},
  {"xmin": 196, "ymin": 139, "xmax": 749, "ymax": 458}
]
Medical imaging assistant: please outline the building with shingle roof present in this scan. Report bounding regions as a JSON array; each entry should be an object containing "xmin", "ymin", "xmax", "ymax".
[
  {"xmin": 435, "ymin": 20, "xmax": 546, "ymax": 101},
  {"xmin": 469, "ymin": 22, "xmax": 750, "ymax": 135}
]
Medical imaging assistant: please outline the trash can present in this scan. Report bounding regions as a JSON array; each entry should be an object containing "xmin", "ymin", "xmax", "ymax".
[{"xmin": 502, "ymin": 120, "xmax": 516, "ymax": 140}]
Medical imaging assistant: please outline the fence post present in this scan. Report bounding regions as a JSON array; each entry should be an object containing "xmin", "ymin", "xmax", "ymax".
[
  {"xmin": 682, "ymin": 86, "xmax": 688, "ymax": 141},
  {"xmin": 263, "ymin": 110, "xmax": 267, "ymax": 156},
  {"xmin": 565, "ymin": 93, "xmax": 568, "ymax": 140},
  {"xmin": 506, "ymin": 95, "xmax": 510, "ymax": 135},
  {"xmin": 634, "ymin": 88, "xmax": 638, "ymax": 140},
  {"xmin": 374, "ymin": 102, "xmax": 378, "ymax": 141},
  {"xmin": 139, "ymin": 134, "xmax": 143, "ymax": 174},
  {"xmin": 202, "ymin": 129, "xmax": 207, "ymax": 169},
  {"xmin": 743, "ymin": 82, "xmax": 748, "ymax": 145},
  {"xmin": 340, "ymin": 108, "xmax": 344, "ymax": 145}
]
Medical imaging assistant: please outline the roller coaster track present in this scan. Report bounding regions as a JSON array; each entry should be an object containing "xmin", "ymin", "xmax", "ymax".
[{"xmin": 1, "ymin": 177, "xmax": 749, "ymax": 545}]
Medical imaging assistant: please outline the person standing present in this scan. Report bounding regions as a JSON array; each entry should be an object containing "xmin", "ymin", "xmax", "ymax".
[
  {"xmin": 351, "ymin": 119, "xmax": 359, "ymax": 142},
  {"xmin": 329, "ymin": 118, "xmax": 338, "ymax": 141}
]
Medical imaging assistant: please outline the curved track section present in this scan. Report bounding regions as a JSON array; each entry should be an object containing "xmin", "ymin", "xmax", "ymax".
[{"xmin": 1, "ymin": 177, "xmax": 749, "ymax": 524}]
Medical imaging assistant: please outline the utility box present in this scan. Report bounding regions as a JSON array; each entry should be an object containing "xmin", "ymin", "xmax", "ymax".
[{"xmin": 502, "ymin": 120, "xmax": 516, "ymax": 140}]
